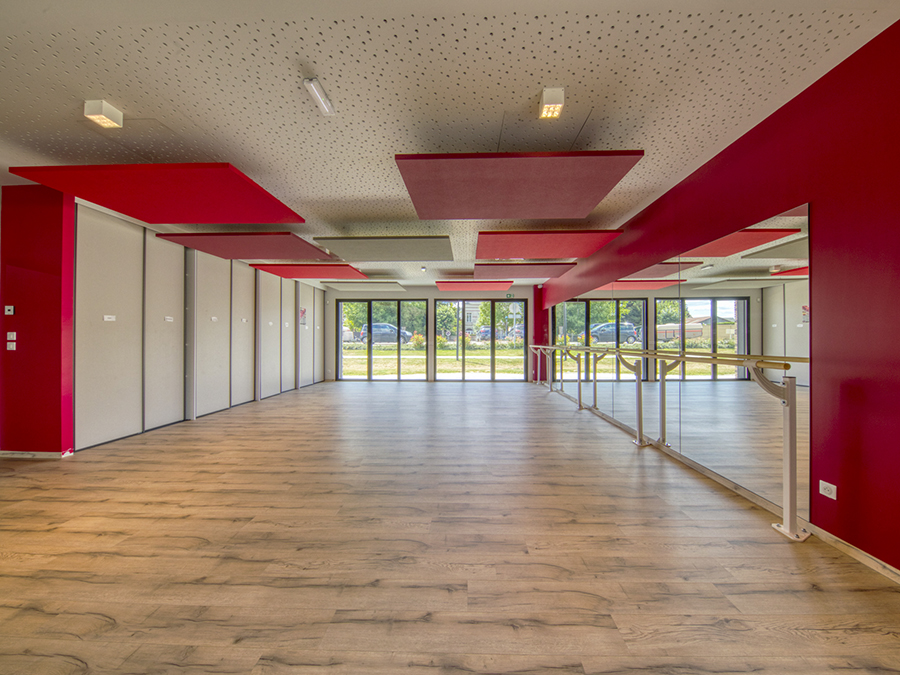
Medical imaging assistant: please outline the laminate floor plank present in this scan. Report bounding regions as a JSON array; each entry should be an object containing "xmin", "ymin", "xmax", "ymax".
[{"xmin": 0, "ymin": 382, "xmax": 895, "ymax": 673}]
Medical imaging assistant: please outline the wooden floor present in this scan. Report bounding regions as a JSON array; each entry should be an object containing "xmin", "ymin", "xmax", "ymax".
[{"xmin": 1, "ymin": 382, "xmax": 899, "ymax": 674}]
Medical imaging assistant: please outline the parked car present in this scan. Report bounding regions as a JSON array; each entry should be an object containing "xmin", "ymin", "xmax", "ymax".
[
  {"xmin": 655, "ymin": 323, "xmax": 704, "ymax": 341},
  {"xmin": 477, "ymin": 326, "xmax": 492, "ymax": 340},
  {"xmin": 360, "ymin": 323, "xmax": 412, "ymax": 343},
  {"xmin": 341, "ymin": 325, "xmax": 355, "ymax": 342},
  {"xmin": 588, "ymin": 322, "xmax": 639, "ymax": 344},
  {"xmin": 509, "ymin": 324, "xmax": 525, "ymax": 339}
]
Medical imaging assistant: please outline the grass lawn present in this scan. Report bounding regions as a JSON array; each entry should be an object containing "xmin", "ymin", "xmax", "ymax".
[{"xmin": 339, "ymin": 346, "xmax": 526, "ymax": 378}]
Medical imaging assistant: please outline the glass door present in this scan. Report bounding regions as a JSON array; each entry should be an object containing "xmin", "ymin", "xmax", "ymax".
[
  {"xmin": 337, "ymin": 300, "xmax": 428, "ymax": 381},
  {"xmin": 371, "ymin": 300, "xmax": 399, "ymax": 380},
  {"xmin": 338, "ymin": 301, "xmax": 368, "ymax": 380},
  {"xmin": 495, "ymin": 300, "xmax": 526, "ymax": 380},
  {"xmin": 436, "ymin": 300, "xmax": 463, "ymax": 380},
  {"xmin": 400, "ymin": 300, "xmax": 427, "ymax": 380},
  {"xmin": 464, "ymin": 301, "xmax": 490, "ymax": 381},
  {"xmin": 436, "ymin": 299, "xmax": 527, "ymax": 381}
]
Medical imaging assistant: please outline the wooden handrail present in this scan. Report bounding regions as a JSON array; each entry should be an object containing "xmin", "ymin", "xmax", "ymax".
[
  {"xmin": 620, "ymin": 347, "xmax": 810, "ymax": 364},
  {"xmin": 532, "ymin": 344, "xmax": 793, "ymax": 370}
]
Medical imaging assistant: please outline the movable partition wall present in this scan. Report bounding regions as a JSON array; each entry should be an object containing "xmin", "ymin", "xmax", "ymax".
[{"xmin": 72, "ymin": 204, "xmax": 324, "ymax": 451}]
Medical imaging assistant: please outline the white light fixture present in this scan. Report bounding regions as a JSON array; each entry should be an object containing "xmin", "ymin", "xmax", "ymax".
[
  {"xmin": 421, "ymin": 266, "xmax": 427, "ymax": 272},
  {"xmin": 84, "ymin": 100, "xmax": 123, "ymax": 128},
  {"xmin": 303, "ymin": 78, "xmax": 335, "ymax": 116},
  {"xmin": 539, "ymin": 87, "xmax": 564, "ymax": 119},
  {"xmin": 700, "ymin": 264, "xmax": 715, "ymax": 271}
]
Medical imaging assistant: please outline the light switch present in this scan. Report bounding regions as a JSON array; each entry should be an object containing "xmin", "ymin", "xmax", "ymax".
[
  {"xmin": 284, "ymin": 322, "xmax": 289, "ymax": 327},
  {"xmin": 164, "ymin": 316, "xmax": 174, "ymax": 322},
  {"xmin": 242, "ymin": 318, "xmax": 248, "ymax": 323},
  {"xmin": 6, "ymin": 342, "xmax": 16, "ymax": 350},
  {"xmin": 4, "ymin": 306, "xmax": 14, "ymax": 315},
  {"xmin": 103, "ymin": 315, "xmax": 116, "ymax": 322},
  {"xmin": 6, "ymin": 332, "xmax": 15, "ymax": 340},
  {"xmin": 211, "ymin": 316, "xmax": 218, "ymax": 322}
]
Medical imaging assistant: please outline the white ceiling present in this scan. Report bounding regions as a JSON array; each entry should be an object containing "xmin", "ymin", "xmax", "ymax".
[{"xmin": 2, "ymin": 1, "xmax": 897, "ymax": 287}]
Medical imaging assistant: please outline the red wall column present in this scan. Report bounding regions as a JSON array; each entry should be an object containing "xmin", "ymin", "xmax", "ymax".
[
  {"xmin": 0, "ymin": 185, "xmax": 75, "ymax": 456},
  {"xmin": 531, "ymin": 285, "xmax": 550, "ymax": 381}
]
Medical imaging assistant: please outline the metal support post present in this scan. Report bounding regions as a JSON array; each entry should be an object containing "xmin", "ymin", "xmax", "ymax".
[
  {"xmin": 657, "ymin": 359, "xmax": 679, "ymax": 446},
  {"xmin": 559, "ymin": 349, "xmax": 565, "ymax": 393},
  {"xmin": 659, "ymin": 360, "xmax": 667, "ymax": 445},
  {"xmin": 772, "ymin": 376, "xmax": 810, "ymax": 541},
  {"xmin": 633, "ymin": 358, "xmax": 646, "ymax": 446},
  {"xmin": 568, "ymin": 351, "xmax": 583, "ymax": 409}
]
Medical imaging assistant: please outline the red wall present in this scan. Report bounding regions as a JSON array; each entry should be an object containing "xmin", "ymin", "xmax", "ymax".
[
  {"xmin": 544, "ymin": 21, "xmax": 900, "ymax": 568},
  {"xmin": 0, "ymin": 185, "xmax": 75, "ymax": 455}
]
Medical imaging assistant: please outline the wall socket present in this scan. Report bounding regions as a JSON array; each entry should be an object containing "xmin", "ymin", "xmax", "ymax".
[{"xmin": 819, "ymin": 480, "xmax": 837, "ymax": 500}]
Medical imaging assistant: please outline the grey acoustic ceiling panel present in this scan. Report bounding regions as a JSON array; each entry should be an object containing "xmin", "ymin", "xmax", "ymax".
[
  {"xmin": 316, "ymin": 236, "xmax": 453, "ymax": 262},
  {"xmin": 323, "ymin": 282, "xmax": 407, "ymax": 292},
  {"xmin": 743, "ymin": 237, "xmax": 809, "ymax": 260},
  {"xmin": 691, "ymin": 279, "xmax": 788, "ymax": 290}
]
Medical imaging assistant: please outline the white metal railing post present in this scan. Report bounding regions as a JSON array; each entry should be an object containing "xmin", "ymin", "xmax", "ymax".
[
  {"xmin": 633, "ymin": 358, "xmax": 645, "ymax": 445},
  {"xmin": 659, "ymin": 359, "xmax": 667, "ymax": 445},
  {"xmin": 592, "ymin": 353, "xmax": 599, "ymax": 409},
  {"xmin": 571, "ymin": 352, "xmax": 583, "ymax": 409},
  {"xmin": 559, "ymin": 349, "xmax": 565, "ymax": 393},
  {"xmin": 772, "ymin": 375, "xmax": 809, "ymax": 541}
]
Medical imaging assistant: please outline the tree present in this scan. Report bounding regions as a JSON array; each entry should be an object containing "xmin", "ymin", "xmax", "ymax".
[
  {"xmin": 340, "ymin": 302, "xmax": 367, "ymax": 333},
  {"xmin": 435, "ymin": 301, "xmax": 460, "ymax": 337},
  {"xmin": 655, "ymin": 299, "xmax": 682, "ymax": 325},
  {"xmin": 476, "ymin": 301, "xmax": 521, "ymax": 335}
]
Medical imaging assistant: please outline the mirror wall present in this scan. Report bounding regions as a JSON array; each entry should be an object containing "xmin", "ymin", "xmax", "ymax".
[{"xmin": 558, "ymin": 206, "xmax": 810, "ymax": 517}]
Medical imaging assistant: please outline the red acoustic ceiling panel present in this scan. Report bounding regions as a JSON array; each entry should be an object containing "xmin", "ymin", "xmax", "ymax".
[
  {"xmin": 595, "ymin": 280, "xmax": 684, "ymax": 291},
  {"xmin": 251, "ymin": 264, "xmax": 367, "ymax": 279},
  {"xmin": 396, "ymin": 151, "xmax": 643, "ymax": 220},
  {"xmin": 623, "ymin": 262, "xmax": 700, "ymax": 279},
  {"xmin": 156, "ymin": 232, "xmax": 331, "ymax": 260},
  {"xmin": 772, "ymin": 266, "xmax": 810, "ymax": 276},
  {"xmin": 777, "ymin": 205, "xmax": 809, "ymax": 217},
  {"xmin": 436, "ymin": 281, "xmax": 514, "ymax": 291},
  {"xmin": 476, "ymin": 230, "xmax": 620, "ymax": 260},
  {"xmin": 681, "ymin": 229, "xmax": 801, "ymax": 258},
  {"xmin": 9, "ymin": 163, "xmax": 304, "ymax": 225},
  {"xmin": 474, "ymin": 263, "xmax": 575, "ymax": 279}
]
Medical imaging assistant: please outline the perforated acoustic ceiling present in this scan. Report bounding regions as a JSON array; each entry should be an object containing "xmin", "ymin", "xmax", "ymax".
[{"xmin": 1, "ymin": 2, "xmax": 896, "ymax": 284}]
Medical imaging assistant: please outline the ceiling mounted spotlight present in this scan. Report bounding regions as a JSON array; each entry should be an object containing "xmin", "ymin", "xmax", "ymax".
[
  {"xmin": 84, "ymin": 100, "xmax": 123, "ymax": 128},
  {"xmin": 303, "ymin": 78, "xmax": 335, "ymax": 116},
  {"xmin": 539, "ymin": 87, "xmax": 564, "ymax": 119},
  {"xmin": 700, "ymin": 264, "xmax": 715, "ymax": 270}
]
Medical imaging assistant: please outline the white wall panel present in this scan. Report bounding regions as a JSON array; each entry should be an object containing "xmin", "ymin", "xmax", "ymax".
[
  {"xmin": 143, "ymin": 232, "xmax": 184, "ymax": 430},
  {"xmin": 195, "ymin": 252, "xmax": 231, "ymax": 416},
  {"xmin": 298, "ymin": 282, "xmax": 315, "ymax": 387},
  {"xmin": 281, "ymin": 279, "xmax": 296, "ymax": 391},
  {"xmin": 74, "ymin": 207, "xmax": 143, "ymax": 449},
  {"xmin": 784, "ymin": 280, "xmax": 810, "ymax": 387},
  {"xmin": 314, "ymin": 287, "xmax": 325, "ymax": 383},
  {"xmin": 231, "ymin": 262, "xmax": 256, "ymax": 405},
  {"xmin": 259, "ymin": 271, "xmax": 282, "ymax": 398}
]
